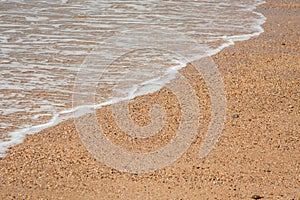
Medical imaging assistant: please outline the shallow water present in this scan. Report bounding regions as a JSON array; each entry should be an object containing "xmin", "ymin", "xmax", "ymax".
[{"xmin": 0, "ymin": 0, "xmax": 266, "ymax": 156}]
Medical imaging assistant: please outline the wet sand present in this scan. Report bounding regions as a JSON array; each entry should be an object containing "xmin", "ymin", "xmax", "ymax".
[{"xmin": 0, "ymin": 0, "xmax": 299, "ymax": 199}]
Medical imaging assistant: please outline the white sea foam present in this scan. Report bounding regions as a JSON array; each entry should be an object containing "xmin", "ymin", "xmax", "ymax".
[{"xmin": 0, "ymin": 0, "xmax": 266, "ymax": 157}]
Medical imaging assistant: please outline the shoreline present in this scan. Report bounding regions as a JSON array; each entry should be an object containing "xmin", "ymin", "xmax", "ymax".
[
  {"xmin": 1, "ymin": 0, "xmax": 299, "ymax": 199},
  {"xmin": 0, "ymin": 0, "xmax": 267, "ymax": 158}
]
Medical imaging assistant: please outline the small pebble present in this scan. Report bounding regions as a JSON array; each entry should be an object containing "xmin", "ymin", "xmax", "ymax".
[
  {"xmin": 232, "ymin": 114, "xmax": 239, "ymax": 119},
  {"xmin": 251, "ymin": 194, "xmax": 263, "ymax": 199}
]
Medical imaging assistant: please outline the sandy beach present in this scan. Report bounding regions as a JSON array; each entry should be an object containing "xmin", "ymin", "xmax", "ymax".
[{"xmin": 0, "ymin": 0, "xmax": 299, "ymax": 199}]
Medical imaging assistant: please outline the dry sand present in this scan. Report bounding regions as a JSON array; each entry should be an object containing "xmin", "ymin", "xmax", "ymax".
[{"xmin": 0, "ymin": 0, "xmax": 299, "ymax": 199}]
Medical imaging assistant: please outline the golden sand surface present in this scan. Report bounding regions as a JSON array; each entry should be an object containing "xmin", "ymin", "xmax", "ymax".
[{"xmin": 0, "ymin": 0, "xmax": 299, "ymax": 199}]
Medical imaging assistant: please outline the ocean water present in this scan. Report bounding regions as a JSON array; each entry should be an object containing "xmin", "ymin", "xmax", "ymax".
[{"xmin": 0, "ymin": 0, "xmax": 266, "ymax": 156}]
